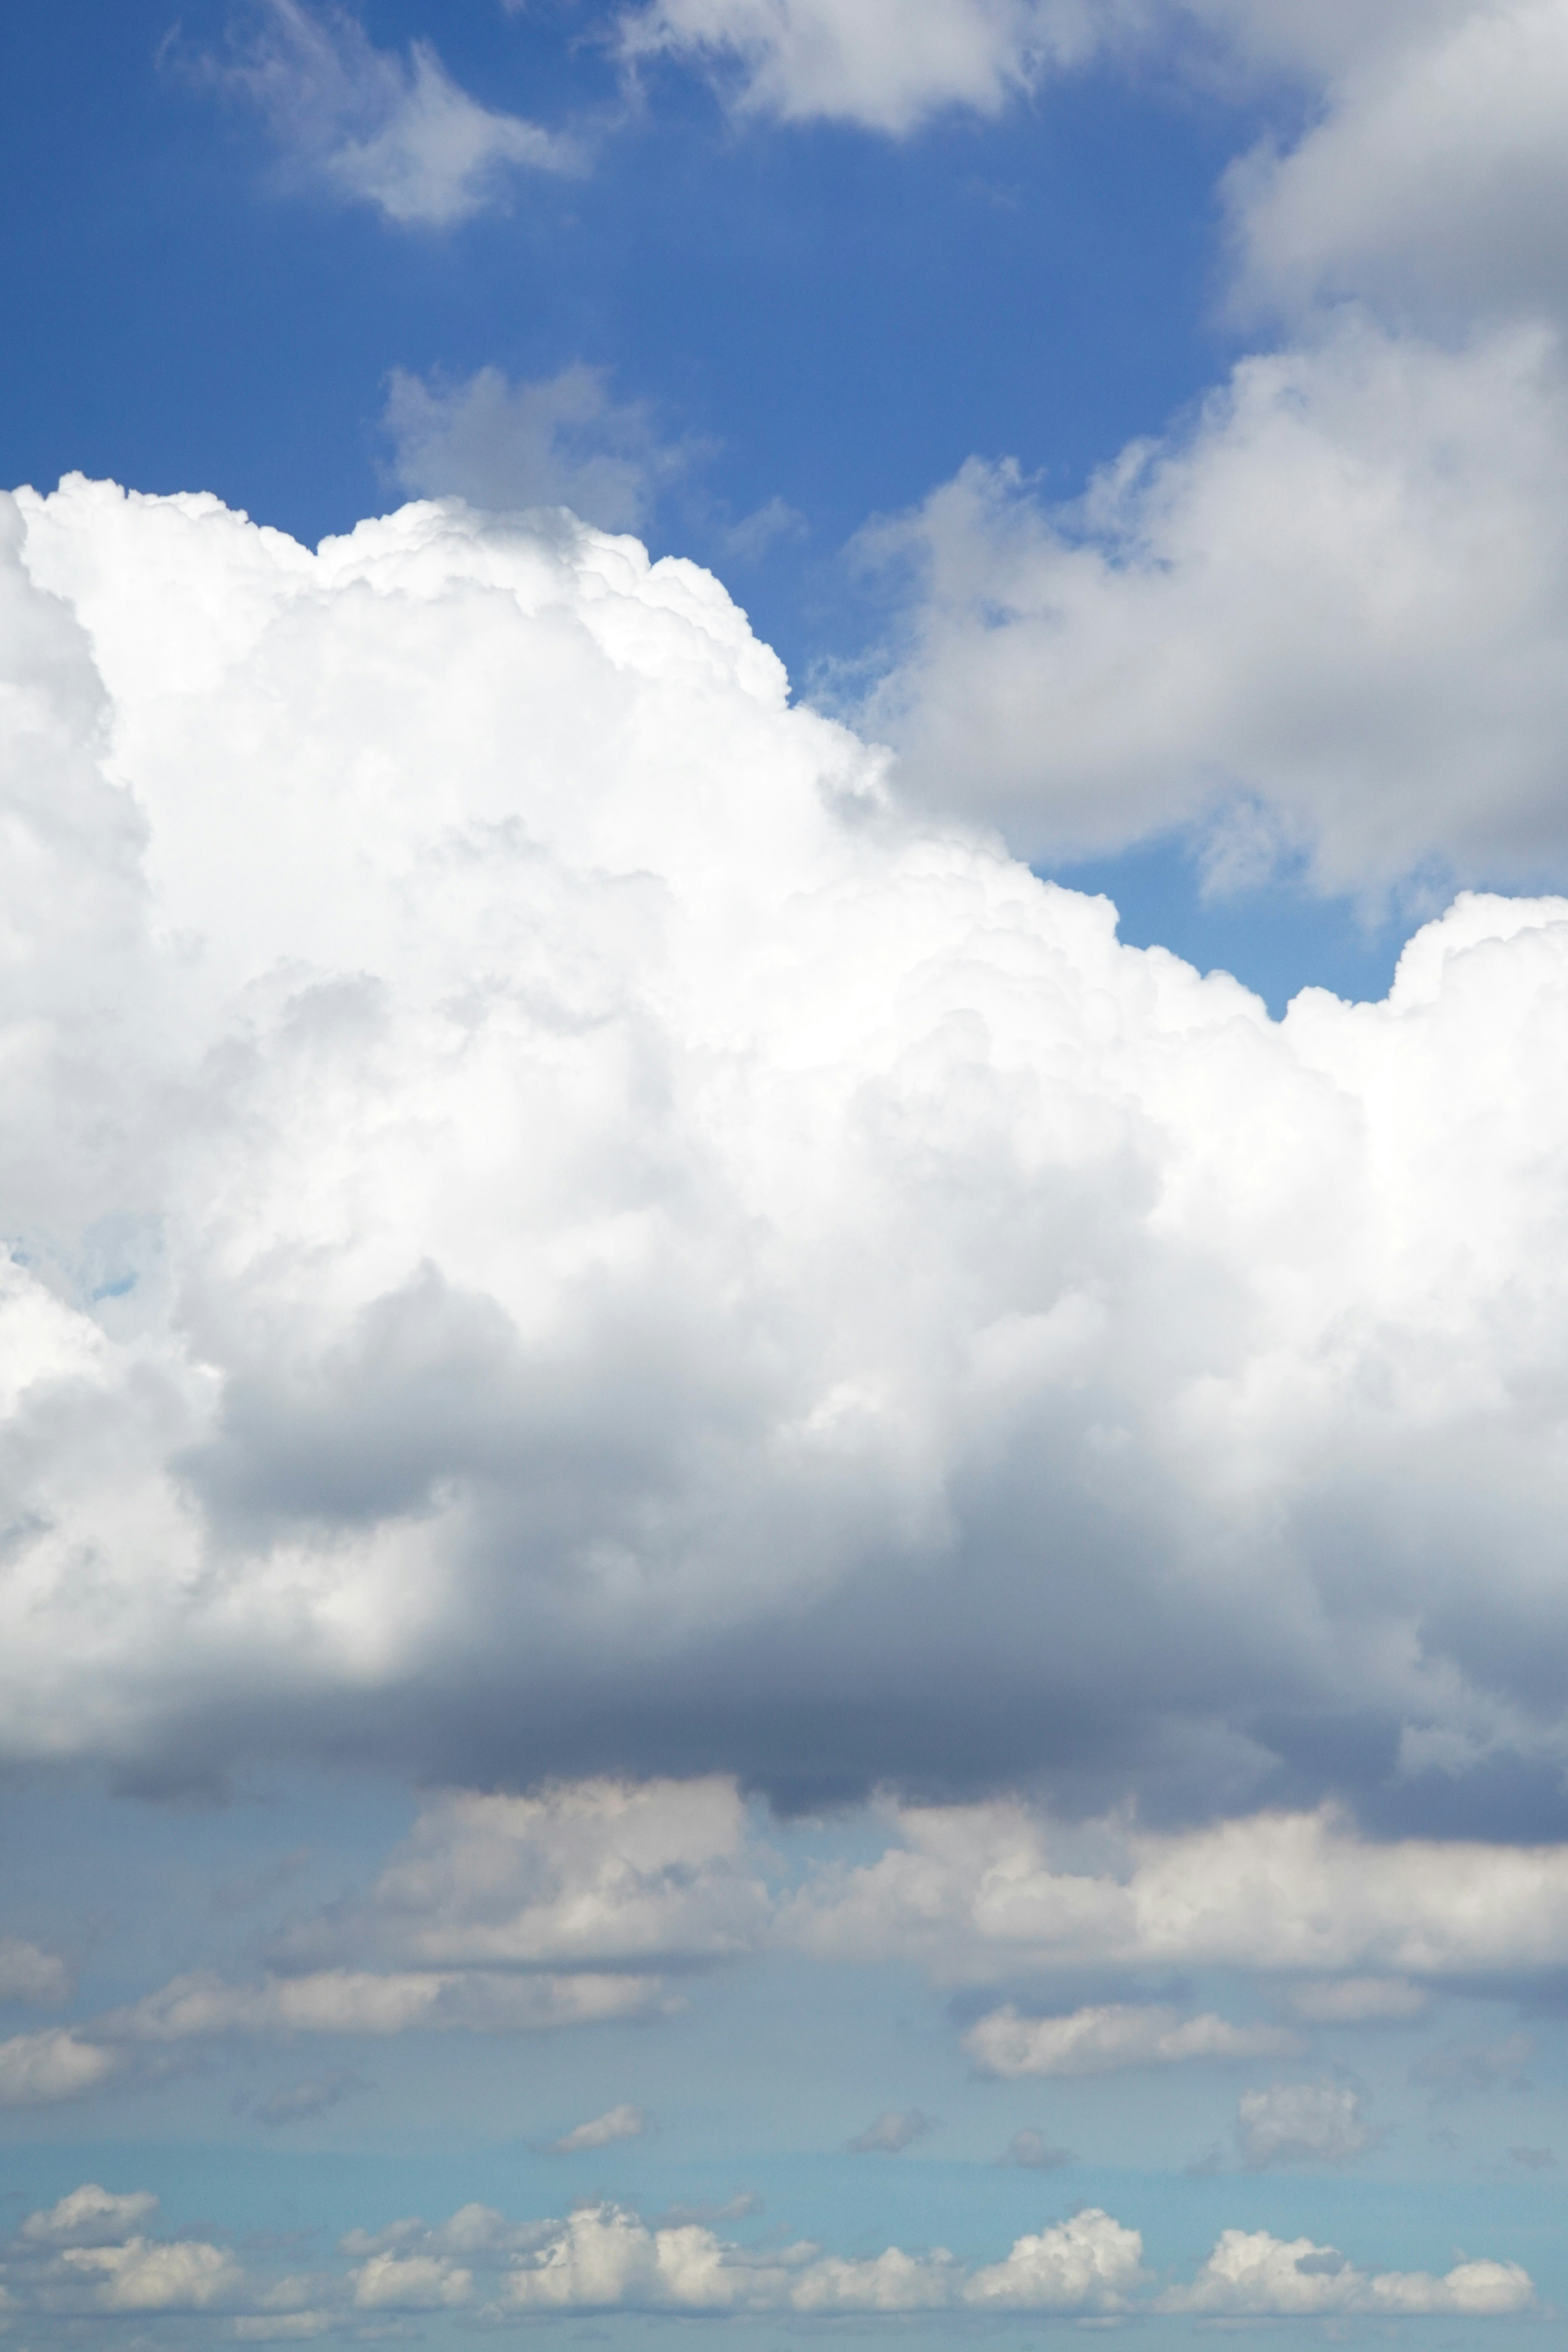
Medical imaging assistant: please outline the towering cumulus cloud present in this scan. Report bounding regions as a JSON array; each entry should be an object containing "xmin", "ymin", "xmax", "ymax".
[{"xmin": 4, "ymin": 474, "xmax": 1568, "ymax": 1826}]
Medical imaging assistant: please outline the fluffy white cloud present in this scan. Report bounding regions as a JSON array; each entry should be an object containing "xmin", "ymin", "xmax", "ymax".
[
  {"xmin": 383, "ymin": 367, "xmax": 688, "ymax": 532},
  {"xmin": 1227, "ymin": 0, "xmax": 1568, "ymax": 323},
  {"xmin": 190, "ymin": 0, "xmax": 579, "ymax": 225},
  {"xmin": 862, "ymin": 317, "xmax": 1568, "ymax": 891},
  {"xmin": 0, "ymin": 2029, "xmax": 117, "ymax": 2108},
  {"xmin": 10, "ymin": 475, "xmax": 1568, "ymax": 1829},
  {"xmin": 1235, "ymin": 2083, "xmax": 1371, "ymax": 2169},
  {"xmin": 965, "ymin": 2002, "xmax": 1301, "ymax": 2077},
  {"xmin": 548, "ymin": 2103, "xmax": 649, "ymax": 2153},
  {"xmin": 22, "ymin": 2186, "xmax": 159, "ymax": 2246},
  {"xmin": 1161, "ymin": 2227, "xmax": 1534, "ymax": 2317},
  {"xmin": 787, "ymin": 1802, "xmax": 1568, "ymax": 1980},
  {"xmin": 0, "ymin": 2183, "xmax": 1531, "ymax": 2328},
  {"xmin": 619, "ymin": 0, "xmax": 1113, "ymax": 133},
  {"xmin": 502, "ymin": 2199, "xmax": 1141, "ymax": 2312},
  {"xmin": 273, "ymin": 1779, "xmax": 770, "ymax": 1971}
]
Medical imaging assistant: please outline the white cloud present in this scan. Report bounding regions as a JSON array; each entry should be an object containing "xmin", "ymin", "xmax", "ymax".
[
  {"xmin": 0, "ymin": 2029, "xmax": 118, "ymax": 2108},
  {"xmin": 22, "ymin": 2186, "xmax": 160, "ymax": 2246},
  {"xmin": 861, "ymin": 316, "xmax": 1568, "ymax": 893},
  {"xmin": 1160, "ymin": 2226, "xmax": 1534, "ymax": 2317},
  {"xmin": 548, "ymin": 2103, "xmax": 649, "ymax": 2153},
  {"xmin": 12, "ymin": 476, "xmax": 1568, "ymax": 1830},
  {"xmin": 847, "ymin": 2108, "xmax": 936, "ymax": 2152},
  {"xmin": 1235, "ymin": 2083, "xmax": 1371, "ymax": 2169},
  {"xmin": 618, "ymin": 0, "xmax": 1116, "ymax": 134},
  {"xmin": 61, "ymin": 2235, "xmax": 245, "ymax": 2312},
  {"xmin": 273, "ymin": 1779, "xmax": 769, "ymax": 1973},
  {"xmin": 1226, "ymin": 0, "xmax": 1568, "ymax": 325},
  {"xmin": 786, "ymin": 1802, "xmax": 1568, "ymax": 1982},
  {"xmin": 101, "ymin": 1966, "xmax": 665, "ymax": 2042},
  {"xmin": 0, "ymin": 2183, "xmax": 1531, "ymax": 2328},
  {"xmin": 383, "ymin": 365, "xmax": 688, "ymax": 533},
  {"xmin": 0, "ymin": 1937, "xmax": 70, "ymax": 2005},
  {"xmin": 965, "ymin": 2002, "xmax": 1302, "ymax": 2078},
  {"xmin": 194, "ymin": 1, "xmax": 579, "ymax": 226}
]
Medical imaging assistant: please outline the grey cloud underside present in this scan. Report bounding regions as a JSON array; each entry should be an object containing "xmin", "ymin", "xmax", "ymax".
[{"xmin": 6, "ymin": 481, "xmax": 1568, "ymax": 1836}]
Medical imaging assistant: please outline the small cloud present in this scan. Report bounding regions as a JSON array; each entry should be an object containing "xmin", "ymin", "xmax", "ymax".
[
  {"xmin": 0, "ymin": 1938, "xmax": 72, "ymax": 2007},
  {"xmin": 966, "ymin": 2003, "xmax": 1303, "ymax": 2080},
  {"xmin": 382, "ymin": 364, "xmax": 690, "ymax": 534},
  {"xmin": 998, "ymin": 2127, "xmax": 1072, "ymax": 2170},
  {"xmin": 1509, "ymin": 2145, "xmax": 1556, "ymax": 2169},
  {"xmin": 23, "ymin": 2184, "xmax": 159, "ymax": 2246},
  {"xmin": 1286, "ymin": 1978, "xmax": 1428, "ymax": 2025},
  {"xmin": 1412, "ymin": 2033, "xmax": 1534, "ymax": 2099},
  {"xmin": 1236, "ymin": 2085, "xmax": 1373, "ymax": 2171},
  {"xmin": 847, "ymin": 2108, "xmax": 936, "ymax": 2154},
  {"xmin": 720, "ymin": 497, "xmax": 809, "ymax": 564},
  {"xmin": 547, "ymin": 2103, "xmax": 649, "ymax": 2154},
  {"xmin": 179, "ymin": 0, "xmax": 580, "ymax": 227},
  {"xmin": 250, "ymin": 2067, "xmax": 370, "ymax": 2126}
]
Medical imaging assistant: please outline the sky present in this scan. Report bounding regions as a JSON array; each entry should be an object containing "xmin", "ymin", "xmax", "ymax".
[{"xmin": 2, "ymin": 0, "xmax": 1568, "ymax": 2342}]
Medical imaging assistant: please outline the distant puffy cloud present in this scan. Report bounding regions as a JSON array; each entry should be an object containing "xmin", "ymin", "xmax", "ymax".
[
  {"xmin": 0, "ymin": 2029, "xmax": 116, "ymax": 2109},
  {"xmin": 847, "ymin": 2108, "xmax": 936, "ymax": 2153},
  {"xmin": 548, "ymin": 2103, "xmax": 649, "ymax": 2153},
  {"xmin": 272, "ymin": 1780, "xmax": 769, "ymax": 1973},
  {"xmin": 787, "ymin": 1804, "xmax": 1568, "ymax": 1982},
  {"xmin": 10, "ymin": 477, "xmax": 1568, "ymax": 1835},
  {"xmin": 383, "ymin": 365, "xmax": 689, "ymax": 533},
  {"xmin": 619, "ymin": 0, "xmax": 1111, "ymax": 134},
  {"xmin": 1160, "ymin": 2227, "xmax": 1534, "ymax": 2317},
  {"xmin": 1235, "ymin": 2084, "xmax": 1372, "ymax": 2169},
  {"xmin": 862, "ymin": 317, "xmax": 1568, "ymax": 893},
  {"xmin": 0, "ymin": 2182, "xmax": 1530, "ymax": 2329},
  {"xmin": 188, "ymin": 1, "xmax": 579, "ymax": 225},
  {"xmin": 966, "ymin": 2003, "xmax": 1302, "ymax": 2078}
]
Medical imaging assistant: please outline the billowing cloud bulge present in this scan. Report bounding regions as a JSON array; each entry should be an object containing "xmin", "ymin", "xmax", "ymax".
[{"xmin": 6, "ymin": 474, "xmax": 1568, "ymax": 1825}]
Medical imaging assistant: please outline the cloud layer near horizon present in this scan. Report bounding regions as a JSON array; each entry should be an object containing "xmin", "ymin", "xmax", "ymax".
[
  {"xmin": 5, "ymin": 475, "xmax": 1568, "ymax": 1834},
  {"xmin": 0, "ymin": 2181, "xmax": 1531, "ymax": 2329}
]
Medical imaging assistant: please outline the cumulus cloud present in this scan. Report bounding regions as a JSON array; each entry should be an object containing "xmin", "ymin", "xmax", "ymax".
[
  {"xmin": 383, "ymin": 365, "xmax": 689, "ymax": 533},
  {"xmin": 11, "ymin": 476, "xmax": 1568, "ymax": 1836},
  {"xmin": 0, "ymin": 2182, "xmax": 1530, "ymax": 2328},
  {"xmin": 861, "ymin": 317, "xmax": 1568, "ymax": 893},
  {"xmin": 618, "ymin": 0, "xmax": 1114, "ymax": 134},
  {"xmin": 548, "ymin": 2103, "xmax": 649, "ymax": 2153},
  {"xmin": 0, "ymin": 2028, "xmax": 118, "ymax": 2108},
  {"xmin": 188, "ymin": 0, "xmax": 579, "ymax": 225},
  {"xmin": 786, "ymin": 1803, "xmax": 1568, "ymax": 1982},
  {"xmin": 1160, "ymin": 2227, "xmax": 1534, "ymax": 2317},
  {"xmin": 847, "ymin": 2108, "xmax": 936, "ymax": 2153},
  {"xmin": 1225, "ymin": 0, "xmax": 1568, "ymax": 325},
  {"xmin": 1235, "ymin": 2084, "xmax": 1372, "ymax": 2169},
  {"xmin": 272, "ymin": 1779, "xmax": 770, "ymax": 1973},
  {"xmin": 965, "ymin": 2002, "xmax": 1302, "ymax": 2078}
]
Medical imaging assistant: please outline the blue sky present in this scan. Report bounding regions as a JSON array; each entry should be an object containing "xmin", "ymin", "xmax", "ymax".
[{"xmin": 3, "ymin": 0, "xmax": 1568, "ymax": 2342}]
